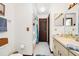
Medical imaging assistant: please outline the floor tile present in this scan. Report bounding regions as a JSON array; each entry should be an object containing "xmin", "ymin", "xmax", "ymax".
[{"xmin": 33, "ymin": 42, "xmax": 53, "ymax": 56}]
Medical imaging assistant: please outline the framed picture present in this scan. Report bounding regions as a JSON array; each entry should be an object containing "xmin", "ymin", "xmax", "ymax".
[{"xmin": 0, "ymin": 3, "xmax": 5, "ymax": 16}]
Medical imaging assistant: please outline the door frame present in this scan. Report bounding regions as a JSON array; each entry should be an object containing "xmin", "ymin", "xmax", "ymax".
[
  {"xmin": 48, "ymin": 14, "xmax": 50, "ymax": 45},
  {"xmin": 38, "ymin": 17, "xmax": 48, "ymax": 42}
]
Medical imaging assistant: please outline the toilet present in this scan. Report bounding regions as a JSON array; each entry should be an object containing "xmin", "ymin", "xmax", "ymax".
[
  {"xmin": 9, "ymin": 51, "xmax": 23, "ymax": 56},
  {"xmin": 10, "ymin": 44, "xmax": 25, "ymax": 56},
  {"xmin": 10, "ymin": 53, "xmax": 22, "ymax": 56}
]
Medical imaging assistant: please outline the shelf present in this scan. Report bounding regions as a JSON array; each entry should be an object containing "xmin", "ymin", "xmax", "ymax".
[{"xmin": 0, "ymin": 38, "xmax": 8, "ymax": 46}]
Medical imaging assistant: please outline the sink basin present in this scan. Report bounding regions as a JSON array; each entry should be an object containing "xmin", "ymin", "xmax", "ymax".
[
  {"xmin": 64, "ymin": 34, "xmax": 74, "ymax": 38},
  {"xmin": 64, "ymin": 34, "xmax": 79, "ymax": 42}
]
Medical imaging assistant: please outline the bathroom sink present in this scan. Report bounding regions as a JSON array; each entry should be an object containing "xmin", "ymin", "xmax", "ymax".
[
  {"xmin": 64, "ymin": 34, "xmax": 79, "ymax": 42},
  {"xmin": 64, "ymin": 34, "xmax": 74, "ymax": 38}
]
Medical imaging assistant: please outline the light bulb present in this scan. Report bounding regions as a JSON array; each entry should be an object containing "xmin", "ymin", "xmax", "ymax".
[{"xmin": 40, "ymin": 7, "xmax": 46, "ymax": 12}]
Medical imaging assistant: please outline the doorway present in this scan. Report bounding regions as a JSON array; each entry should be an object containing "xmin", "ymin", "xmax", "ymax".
[{"xmin": 39, "ymin": 18, "xmax": 48, "ymax": 42}]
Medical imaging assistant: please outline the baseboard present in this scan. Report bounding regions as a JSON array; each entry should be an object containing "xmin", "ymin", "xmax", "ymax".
[{"xmin": 23, "ymin": 54, "xmax": 33, "ymax": 56}]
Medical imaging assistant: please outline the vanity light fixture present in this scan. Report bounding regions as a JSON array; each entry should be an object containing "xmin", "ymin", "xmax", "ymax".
[{"xmin": 68, "ymin": 3, "xmax": 77, "ymax": 9}]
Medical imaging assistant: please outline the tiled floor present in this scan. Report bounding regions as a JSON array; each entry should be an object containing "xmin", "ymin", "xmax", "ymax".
[{"xmin": 33, "ymin": 42, "xmax": 53, "ymax": 56}]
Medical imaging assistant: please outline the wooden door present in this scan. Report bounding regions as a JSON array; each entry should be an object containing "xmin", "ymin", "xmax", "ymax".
[{"xmin": 39, "ymin": 18, "xmax": 47, "ymax": 42}]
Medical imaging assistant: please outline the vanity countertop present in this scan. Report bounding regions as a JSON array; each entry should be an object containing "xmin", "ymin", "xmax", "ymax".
[{"xmin": 53, "ymin": 36, "xmax": 79, "ymax": 56}]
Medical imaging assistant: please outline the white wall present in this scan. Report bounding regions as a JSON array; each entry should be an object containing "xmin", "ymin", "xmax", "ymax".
[
  {"xmin": 15, "ymin": 3, "xmax": 33, "ymax": 55},
  {"xmin": 0, "ymin": 3, "xmax": 15, "ymax": 56},
  {"xmin": 0, "ymin": 3, "xmax": 34, "ymax": 55}
]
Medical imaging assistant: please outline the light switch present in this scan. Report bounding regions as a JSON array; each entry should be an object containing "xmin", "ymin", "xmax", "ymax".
[{"xmin": 26, "ymin": 27, "xmax": 29, "ymax": 31}]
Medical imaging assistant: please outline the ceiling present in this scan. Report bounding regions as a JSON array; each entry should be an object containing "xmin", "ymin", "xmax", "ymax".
[
  {"xmin": 33, "ymin": 3, "xmax": 51, "ymax": 15},
  {"xmin": 33, "ymin": 3, "xmax": 69, "ymax": 16}
]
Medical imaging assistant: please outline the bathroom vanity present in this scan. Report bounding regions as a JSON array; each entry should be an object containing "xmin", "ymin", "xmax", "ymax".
[{"xmin": 53, "ymin": 36, "xmax": 79, "ymax": 56}]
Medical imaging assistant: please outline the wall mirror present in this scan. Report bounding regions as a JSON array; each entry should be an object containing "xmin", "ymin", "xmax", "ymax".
[
  {"xmin": 65, "ymin": 13, "xmax": 76, "ymax": 26},
  {"xmin": 54, "ymin": 13, "xmax": 64, "ymax": 26},
  {"xmin": 65, "ymin": 18, "xmax": 72, "ymax": 26}
]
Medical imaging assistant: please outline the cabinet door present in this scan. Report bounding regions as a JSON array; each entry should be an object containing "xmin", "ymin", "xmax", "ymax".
[
  {"xmin": 53, "ymin": 39, "xmax": 68, "ymax": 56},
  {"xmin": 53, "ymin": 40, "xmax": 59, "ymax": 56},
  {"xmin": 69, "ymin": 52, "xmax": 75, "ymax": 56},
  {"xmin": 53, "ymin": 40, "xmax": 57, "ymax": 55},
  {"xmin": 58, "ymin": 42, "xmax": 68, "ymax": 56}
]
